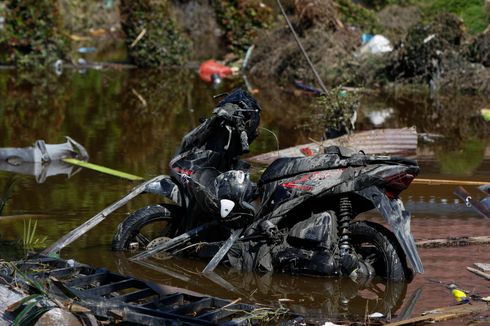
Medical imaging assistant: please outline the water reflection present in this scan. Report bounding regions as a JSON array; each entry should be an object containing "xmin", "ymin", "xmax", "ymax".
[{"xmin": 113, "ymin": 253, "xmax": 409, "ymax": 322}]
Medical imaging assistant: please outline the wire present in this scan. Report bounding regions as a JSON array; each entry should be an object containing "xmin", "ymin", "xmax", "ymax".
[{"xmin": 259, "ymin": 127, "xmax": 280, "ymax": 157}]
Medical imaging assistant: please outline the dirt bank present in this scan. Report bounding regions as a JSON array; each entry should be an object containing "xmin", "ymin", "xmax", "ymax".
[{"xmin": 248, "ymin": 1, "xmax": 490, "ymax": 95}]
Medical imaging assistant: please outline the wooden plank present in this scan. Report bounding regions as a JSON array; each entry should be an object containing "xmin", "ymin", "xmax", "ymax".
[
  {"xmin": 474, "ymin": 263, "xmax": 490, "ymax": 272},
  {"xmin": 467, "ymin": 266, "xmax": 490, "ymax": 281},
  {"xmin": 247, "ymin": 128, "xmax": 417, "ymax": 165},
  {"xmin": 0, "ymin": 285, "xmax": 24, "ymax": 325},
  {"xmin": 416, "ymin": 236, "xmax": 490, "ymax": 248},
  {"xmin": 386, "ymin": 302, "xmax": 490, "ymax": 326}
]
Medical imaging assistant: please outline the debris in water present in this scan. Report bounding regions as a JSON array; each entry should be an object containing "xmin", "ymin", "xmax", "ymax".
[
  {"xmin": 368, "ymin": 312, "xmax": 384, "ymax": 318},
  {"xmin": 467, "ymin": 266, "xmax": 490, "ymax": 281},
  {"xmin": 0, "ymin": 137, "xmax": 88, "ymax": 164},
  {"xmin": 358, "ymin": 35, "xmax": 393, "ymax": 56},
  {"xmin": 199, "ymin": 60, "xmax": 233, "ymax": 83},
  {"xmin": 77, "ymin": 47, "xmax": 96, "ymax": 54},
  {"xmin": 448, "ymin": 283, "xmax": 470, "ymax": 304}
]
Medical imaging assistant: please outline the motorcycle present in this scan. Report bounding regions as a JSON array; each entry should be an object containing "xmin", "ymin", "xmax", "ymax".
[{"xmin": 112, "ymin": 88, "xmax": 423, "ymax": 281}]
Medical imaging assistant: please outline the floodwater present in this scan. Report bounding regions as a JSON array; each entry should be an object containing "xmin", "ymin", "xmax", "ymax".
[{"xmin": 0, "ymin": 69, "xmax": 489, "ymax": 324}]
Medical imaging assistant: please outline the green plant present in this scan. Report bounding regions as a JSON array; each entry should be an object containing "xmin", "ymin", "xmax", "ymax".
[
  {"xmin": 337, "ymin": 0, "xmax": 382, "ymax": 34},
  {"xmin": 120, "ymin": 0, "xmax": 192, "ymax": 67},
  {"xmin": 415, "ymin": 0, "xmax": 490, "ymax": 34},
  {"xmin": 2, "ymin": 0, "xmax": 69, "ymax": 67},
  {"xmin": 0, "ymin": 176, "xmax": 15, "ymax": 216},
  {"xmin": 308, "ymin": 87, "xmax": 360, "ymax": 136},
  {"xmin": 20, "ymin": 219, "xmax": 47, "ymax": 249},
  {"xmin": 214, "ymin": 0, "xmax": 273, "ymax": 55}
]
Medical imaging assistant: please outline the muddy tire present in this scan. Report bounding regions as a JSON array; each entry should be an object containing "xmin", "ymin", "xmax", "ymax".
[
  {"xmin": 349, "ymin": 221, "xmax": 410, "ymax": 281},
  {"xmin": 112, "ymin": 204, "xmax": 178, "ymax": 251}
]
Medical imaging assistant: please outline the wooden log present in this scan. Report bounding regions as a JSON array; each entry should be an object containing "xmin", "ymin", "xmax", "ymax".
[
  {"xmin": 386, "ymin": 302, "xmax": 490, "ymax": 326},
  {"xmin": 467, "ymin": 267, "xmax": 490, "ymax": 281},
  {"xmin": 247, "ymin": 128, "xmax": 418, "ymax": 165},
  {"xmin": 415, "ymin": 236, "xmax": 490, "ymax": 248}
]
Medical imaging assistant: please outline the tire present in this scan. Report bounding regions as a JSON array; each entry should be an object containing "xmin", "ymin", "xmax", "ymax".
[
  {"xmin": 112, "ymin": 204, "xmax": 178, "ymax": 251},
  {"xmin": 349, "ymin": 221, "xmax": 410, "ymax": 281}
]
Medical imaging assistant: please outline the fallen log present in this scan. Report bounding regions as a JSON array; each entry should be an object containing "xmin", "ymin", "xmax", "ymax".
[
  {"xmin": 247, "ymin": 128, "xmax": 417, "ymax": 165},
  {"xmin": 386, "ymin": 302, "xmax": 490, "ymax": 326},
  {"xmin": 416, "ymin": 236, "xmax": 490, "ymax": 248},
  {"xmin": 467, "ymin": 267, "xmax": 490, "ymax": 281}
]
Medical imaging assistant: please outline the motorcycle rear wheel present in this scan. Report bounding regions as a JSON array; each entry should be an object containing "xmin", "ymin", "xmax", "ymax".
[
  {"xmin": 112, "ymin": 204, "xmax": 177, "ymax": 251},
  {"xmin": 349, "ymin": 221, "xmax": 411, "ymax": 281}
]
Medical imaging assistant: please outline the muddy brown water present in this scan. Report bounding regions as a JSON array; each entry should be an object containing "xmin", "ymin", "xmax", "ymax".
[{"xmin": 0, "ymin": 69, "xmax": 489, "ymax": 324}]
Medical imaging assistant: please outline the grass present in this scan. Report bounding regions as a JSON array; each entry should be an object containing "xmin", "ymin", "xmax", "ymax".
[
  {"xmin": 20, "ymin": 219, "xmax": 47, "ymax": 249},
  {"xmin": 413, "ymin": 0, "xmax": 489, "ymax": 34}
]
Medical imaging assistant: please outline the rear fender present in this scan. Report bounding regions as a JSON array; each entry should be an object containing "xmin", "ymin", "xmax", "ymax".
[
  {"xmin": 358, "ymin": 186, "xmax": 423, "ymax": 274},
  {"xmin": 145, "ymin": 177, "xmax": 182, "ymax": 206}
]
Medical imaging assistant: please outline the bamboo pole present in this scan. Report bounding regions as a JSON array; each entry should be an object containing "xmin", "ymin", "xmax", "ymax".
[
  {"xmin": 62, "ymin": 158, "xmax": 143, "ymax": 181},
  {"xmin": 413, "ymin": 178, "xmax": 489, "ymax": 186}
]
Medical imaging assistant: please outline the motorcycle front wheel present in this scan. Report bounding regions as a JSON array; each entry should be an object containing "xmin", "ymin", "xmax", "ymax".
[
  {"xmin": 349, "ymin": 221, "xmax": 411, "ymax": 281},
  {"xmin": 112, "ymin": 204, "xmax": 179, "ymax": 251}
]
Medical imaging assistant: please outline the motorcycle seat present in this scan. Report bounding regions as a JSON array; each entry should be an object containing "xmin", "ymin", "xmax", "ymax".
[
  {"xmin": 258, "ymin": 153, "xmax": 418, "ymax": 185},
  {"xmin": 258, "ymin": 154, "xmax": 346, "ymax": 185}
]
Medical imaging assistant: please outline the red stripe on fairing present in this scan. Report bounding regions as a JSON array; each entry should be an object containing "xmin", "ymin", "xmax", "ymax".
[{"xmin": 174, "ymin": 167, "xmax": 193, "ymax": 176}]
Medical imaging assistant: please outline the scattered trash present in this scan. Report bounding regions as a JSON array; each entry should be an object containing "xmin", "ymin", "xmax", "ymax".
[
  {"xmin": 368, "ymin": 312, "xmax": 384, "ymax": 318},
  {"xmin": 294, "ymin": 80, "xmax": 323, "ymax": 95},
  {"xmin": 423, "ymin": 34, "xmax": 436, "ymax": 44},
  {"xmin": 53, "ymin": 59, "xmax": 63, "ymax": 76},
  {"xmin": 454, "ymin": 186, "xmax": 490, "ymax": 219},
  {"xmin": 361, "ymin": 33, "xmax": 373, "ymax": 44},
  {"xmin": 198, "ymin": 60, "xmax": 233, "ymax": 83},
  {"xmin": 130, "ymin": 28, "xmax": 146, "ymax": 48},
  {"xmin": 0, "ymin": 16, "xmax": 4, "ymax": 30},
  {"xmin": 358, "ymin": 35, "xmax": 393, "ymax": 55},
  {"xmin": 418, "ymin": 132, "xmax": 444, "ymax": 143},
  {"xmin": 321, "ymin": 322, "xmax": 344, "ymax": 326},
  {"xmin": 482, "ymin": 108, "xmax": 490, "ymax": 122},
  {"xmin": 448, "ymin": 284, "xmax": 470, "ymax": 304},
  {"xmin": 0, "ymin": 137, "xmax": 88, "ymax": 164},
  {"xmin": 242, "ymin": 45, "xmax": 255, "ymax": 70},
  {"xmin": 77, "ymin": 47, "xmax": 96, "ymax": 54},
  {"xmin": 367, "ymin": 108, "xmax": 394, "ymax": 126}
]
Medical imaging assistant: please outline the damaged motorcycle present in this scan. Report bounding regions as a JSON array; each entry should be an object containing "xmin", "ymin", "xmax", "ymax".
[{"xmin": 112, "ymin": 89, "xmax": 423, "ymax": 281}]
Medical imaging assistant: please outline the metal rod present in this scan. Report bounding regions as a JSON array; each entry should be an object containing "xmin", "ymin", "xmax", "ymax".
[
  {"xmin": 42, "ymin": 175, "xmax": 166, "ymax": 255},
  {"xmin": 276, "ymin": 0, "xmax": 328, "ymax": 95}
]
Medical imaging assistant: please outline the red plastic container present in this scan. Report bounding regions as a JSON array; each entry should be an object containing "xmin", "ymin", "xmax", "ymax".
[{"xmin": 199, "ymin": 60, "xmax": 233, "ymax": 83}]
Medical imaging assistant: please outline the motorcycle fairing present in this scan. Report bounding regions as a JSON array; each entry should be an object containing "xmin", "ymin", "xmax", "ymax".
[
  {"xmin": 358, "ymin": 186, "xmax": 423, "ymax": 274},
  {"xmin": 262, "ymin": 165, "xmax": 379, "ymax": 217}
]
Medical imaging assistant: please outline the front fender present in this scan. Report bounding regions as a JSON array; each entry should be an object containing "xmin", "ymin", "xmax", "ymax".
[
  {"xmin": 145, "ymin": 176, "xmax": 182, "ymax": 206},
  {"xmin": 358, "ymin": 186, "xmax": 423, "ymax": 274}
]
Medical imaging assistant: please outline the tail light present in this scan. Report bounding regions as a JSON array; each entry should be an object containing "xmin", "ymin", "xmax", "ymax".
[{"xmin": 384, "ymin": 172, "xmax": 415, "ymax": 199}]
